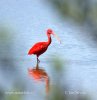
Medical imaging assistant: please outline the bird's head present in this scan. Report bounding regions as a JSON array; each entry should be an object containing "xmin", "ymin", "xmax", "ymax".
[
  {"xmin": 47, "ymin": 29, "xmax": 53, "ymax": 34},
  {"xmin": 47, "ymin": 29, "xmax": 61, "ymax": 43}
]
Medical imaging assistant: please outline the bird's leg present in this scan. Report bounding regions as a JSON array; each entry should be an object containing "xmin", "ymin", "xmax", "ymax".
[
  {"xmin": 37, "ymin": 56, "xmax": 40, "ymax": 63},
  {"xmin": 37, "ymin": 58, "xmax": 40, "ymax": 63}
]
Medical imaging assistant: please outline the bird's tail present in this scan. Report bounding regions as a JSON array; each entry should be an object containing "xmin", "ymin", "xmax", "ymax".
[
  {"xmin": 28, "ymin": 50, "xmax": 32, "ymax": 55},
  {"xmin": 28, "ymin": 49, "xmax": 33, "ymax": 55}
]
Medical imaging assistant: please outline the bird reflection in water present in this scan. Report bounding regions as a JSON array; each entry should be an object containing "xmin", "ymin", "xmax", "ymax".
[{"xmin": 28, "ymin": 62, "xmax": 50, "ymax": 93}]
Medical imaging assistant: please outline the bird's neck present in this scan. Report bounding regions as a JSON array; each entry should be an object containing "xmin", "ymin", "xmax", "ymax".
[{"xmin": 47, "ymin": 34, "xmax": 51, "ymax": 46}]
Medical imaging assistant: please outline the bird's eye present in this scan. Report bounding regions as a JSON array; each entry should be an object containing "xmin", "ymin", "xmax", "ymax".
[
  {"xmin": 47, "ymin": 29, "xmax": 53, "ymax": 34},
  {"xmin": 49, "ymin": 30, "xmax": 52, "ymax": 34},
  {"xmin": 48, "ymin": 32, "xmax": 51, "ymax": 34}
]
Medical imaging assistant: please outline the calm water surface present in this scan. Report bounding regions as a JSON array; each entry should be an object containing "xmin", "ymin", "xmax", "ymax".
[{"xmin": 0, "ymin": 0, "xmax": 97, "ymax": 100}]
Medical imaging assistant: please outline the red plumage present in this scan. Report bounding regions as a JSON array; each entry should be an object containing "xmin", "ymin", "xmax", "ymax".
[
  {"xmin": 28, "ymin": 29, "xmax": 60, "ymax": 62},
  {"xmin": 28, "ymin": 42, "xmax": 48, "ymax": 56}
]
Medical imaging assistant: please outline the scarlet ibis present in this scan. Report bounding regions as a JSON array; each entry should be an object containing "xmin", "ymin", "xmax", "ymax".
[{"xmin": 28, "ymin": 29, "xmax": 60, "ymax": 62}]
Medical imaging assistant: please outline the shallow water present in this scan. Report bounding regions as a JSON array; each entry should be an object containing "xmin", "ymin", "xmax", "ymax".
[{"xmin": 0, "ymin": 0, "xmax": 97, "ymax": 100}]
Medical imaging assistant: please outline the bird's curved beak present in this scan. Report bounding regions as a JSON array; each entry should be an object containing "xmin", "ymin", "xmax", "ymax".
[{"xmin": 52, "ymin": 33, "xmax": 61, "ymax": 43}]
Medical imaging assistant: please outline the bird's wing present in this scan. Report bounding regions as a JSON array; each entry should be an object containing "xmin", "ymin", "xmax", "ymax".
[{"xmin": 28, "ymin": 42, "xmax": 47, "ymax": 55}]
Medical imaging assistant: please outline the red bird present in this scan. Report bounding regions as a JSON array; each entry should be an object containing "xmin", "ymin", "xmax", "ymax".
[{"xmin": 28, "ymin": 29, "xmax": 60, "ymax": 62}]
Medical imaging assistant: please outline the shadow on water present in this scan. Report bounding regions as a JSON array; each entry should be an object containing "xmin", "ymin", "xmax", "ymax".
[{"xmin": 28, "ymin": 62, "xmax": 50, "ymax": 94}]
